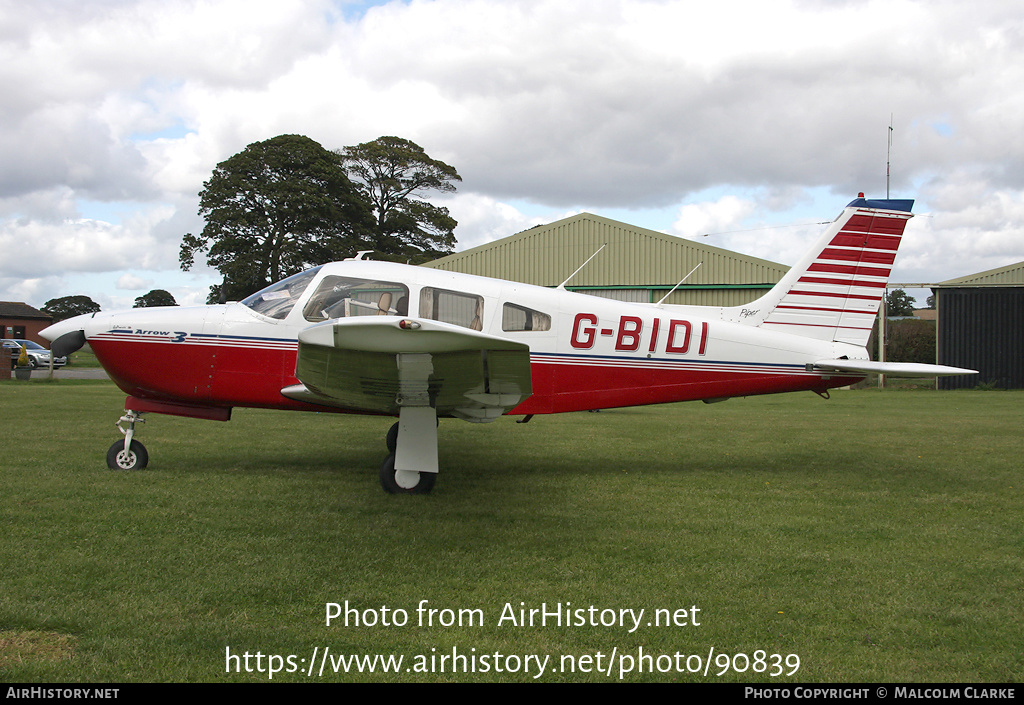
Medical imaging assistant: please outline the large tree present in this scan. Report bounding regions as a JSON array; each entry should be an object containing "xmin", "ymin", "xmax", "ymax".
[
  {"xmin": 180, "ymin": 134, "xmax": 374, "ymax": 302},
  {"xmin": 42, "ymin": 295, "xmax": 101, "ymax": 321},
  {"xmin": 885, "ymin": 289, "xmax": 917, "ymax": 317},
  {"xmin": 134, "ymin": 289, "xmax": 177, "ymax": 308},
  {"xmin": 337, "ymin": 136, "xmax": 461, "ymax": 263}
]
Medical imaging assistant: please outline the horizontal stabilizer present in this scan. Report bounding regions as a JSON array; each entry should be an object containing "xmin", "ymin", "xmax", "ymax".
[{"xmin": 813, "ymin": 359, "xmax": 977, "ymax": 377}]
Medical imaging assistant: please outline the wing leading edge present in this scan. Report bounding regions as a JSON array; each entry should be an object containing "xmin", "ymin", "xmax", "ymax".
[{"xmin": 282, "ymin": 317, "xmax": 533, "ymax": 421}]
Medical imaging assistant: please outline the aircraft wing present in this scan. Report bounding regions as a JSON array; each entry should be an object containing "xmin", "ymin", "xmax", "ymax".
[
  {"xmin": 812, "ymin": 359, "xmax": 977, "ymax": 377},
  {"xmin": 282, "ymin": 317, "xmax": 533, "ymax": 421}
]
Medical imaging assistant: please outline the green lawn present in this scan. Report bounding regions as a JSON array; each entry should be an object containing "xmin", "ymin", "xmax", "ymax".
[
  {"xmin": 63, "ymin": 345, "xmax": 101, "ymax": 369},
  {"xmin": 1, "ymin": 381, "xmax": 1021, "ymax": 682}
]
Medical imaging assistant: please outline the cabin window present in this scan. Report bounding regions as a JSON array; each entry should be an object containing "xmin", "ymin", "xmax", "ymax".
[
  {"xmin": 502, "ymin": 303, "xmax": 551, "ymax": 332},
  {"xmin": 241, "ymin": 267, "xmax": 322, "ymax": 320},
  {"xmin": 419, "ymin": 287, "xmax": 484, "ymax": 330},
  {"xmin": 302, "ymin": 277, "xmax": 409, "ymax": 322}
]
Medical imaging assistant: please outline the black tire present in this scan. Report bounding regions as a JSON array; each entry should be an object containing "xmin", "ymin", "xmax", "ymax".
[
  {"xmin": 385, "ymin": 422, "xmax": 399, "ymax": 453},
  {"xmin": 379, "ymin": 453, "xmax": 436, "ymax": 494},
  {"xmin": 106, "ymin": 439, "xmax": 149, "ymax": 470}
]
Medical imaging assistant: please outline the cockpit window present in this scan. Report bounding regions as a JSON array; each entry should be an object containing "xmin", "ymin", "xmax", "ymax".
[
  {"xmin": 303, "ymin": 277, "xmax": 410, "ymax": 322},
  {"xmin": 241, "ymin": 267, "xmax": 322, "ymax": 320}
]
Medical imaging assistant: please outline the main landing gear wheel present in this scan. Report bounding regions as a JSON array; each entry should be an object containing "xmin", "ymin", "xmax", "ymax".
[
  {"xmin": 379, "ymin": 453, "xmax": 436, "ymax": 494},
  {"xmin": 386, "ymin": 422, "xmax": 399, "ymax": 454},
  {"xmin": 107, "ymin": 439, "xmax": 149, "ymax": 471}
]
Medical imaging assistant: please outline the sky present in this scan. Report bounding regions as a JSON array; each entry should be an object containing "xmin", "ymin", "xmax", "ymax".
[{"xmin": 2, "ymin": 0, "xmax": 1023, "ymax": 310}]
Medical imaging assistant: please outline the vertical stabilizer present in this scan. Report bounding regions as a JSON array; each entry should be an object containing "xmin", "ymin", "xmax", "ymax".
[{"xmin": 732, "ymin": 198, "xmax": 914, "ymax": 347}]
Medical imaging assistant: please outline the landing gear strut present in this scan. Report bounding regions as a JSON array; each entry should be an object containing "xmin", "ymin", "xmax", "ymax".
[
  {"xmin": 107, "ymin": 410, "xmax": 148, "ymax": 470},
  {"xmin": 379, "ymin": 452, "xmax": 436, "ymax": 494},
  {"xmin": 379, "ymin": 357, "xmax": 440, "ymax": 494},
  {"xmin": 380, "ymin": 413, "xmax": 439, "ymax": 494}
]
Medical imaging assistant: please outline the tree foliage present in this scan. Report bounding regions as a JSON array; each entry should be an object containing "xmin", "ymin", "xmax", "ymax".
[
  {"xmin": 338, "ymin": 136, "xmax": 461, "ymax": 263},
  {"xmin": 885, "ymin": 289, "xmax": 916, "ymax": 317},
  {"xmin": 42, "ymin": 295, "xmax": 101, "ymax": 322},
  {"xmin": 180, "ymin": 134, "xmax": 374, "ymax": 302},
  {"xmin": 134, "ymin": 289, "xmax": 178, "ymax": 308},
  {"xmin": 886, "ymin": 319, "xmax": 937, "ymax": 365}
]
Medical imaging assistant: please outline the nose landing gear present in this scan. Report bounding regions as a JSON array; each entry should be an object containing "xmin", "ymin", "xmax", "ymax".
[{"xmin": 107, "ymin": 410, "xmax": 148, "ymax": 470}]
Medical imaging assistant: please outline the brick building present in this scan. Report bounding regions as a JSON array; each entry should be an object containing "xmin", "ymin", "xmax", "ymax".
[{"xmin": 1, "ymin": 302, "xmax": 53, "ymax": 345}]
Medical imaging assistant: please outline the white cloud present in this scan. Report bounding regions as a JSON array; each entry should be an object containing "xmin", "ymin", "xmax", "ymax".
[
  {"xmin": 445, "ymin": 193, "xmax": 563, "ymax": 251},
  {"xmin": 671, "ymin": 196, "xmax": 757, "ymax": 240},
  {"xmin": 1, "ymin": 0, "xmax": 1023, "ymax": 307},
  {"xmin": 116, "ymin": 273, "xmax": 153, "ymax": 290},
  {"xmin": 901, "ymin": 187, "xmax": 1024, "ymax": 282}
]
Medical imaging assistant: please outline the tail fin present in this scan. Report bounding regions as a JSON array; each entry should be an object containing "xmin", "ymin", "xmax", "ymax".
[{"xmin": 733, "ymin": 197, "xmax": 914, "ymax": 347}]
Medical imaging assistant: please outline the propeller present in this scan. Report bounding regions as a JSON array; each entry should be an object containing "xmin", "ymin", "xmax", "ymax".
[{"xmin": 51, "ymin": 330, "xmax": 86, "ymax": 358}]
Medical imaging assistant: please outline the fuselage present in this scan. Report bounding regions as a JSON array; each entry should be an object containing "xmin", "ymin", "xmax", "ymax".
[{"xmin": 43, "ymin": 260, "xmax": 865, "ymax": 417}]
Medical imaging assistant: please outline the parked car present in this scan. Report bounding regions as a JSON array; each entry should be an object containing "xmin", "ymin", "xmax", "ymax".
[{"xmin": 3, "ymin": 339, "xmax": 67, "ymax": 369}]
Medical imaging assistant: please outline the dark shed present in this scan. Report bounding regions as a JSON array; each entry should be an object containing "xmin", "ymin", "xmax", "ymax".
[{"xmin": 933, "ymin": 262, "xmax": 1024, "ymax": 389}]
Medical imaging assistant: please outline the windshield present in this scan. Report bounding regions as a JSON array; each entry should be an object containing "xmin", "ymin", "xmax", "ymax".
[{"xmin": 241, "ymin": 267, "xmax": 323, "ymax": 320}]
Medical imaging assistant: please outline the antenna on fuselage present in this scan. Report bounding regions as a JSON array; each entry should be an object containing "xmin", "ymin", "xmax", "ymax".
[
  {"xmin": 655, "ymin": 262, "xmax": 702, "ymax": 307},
  {"xmin": 345, "ymin": 250, "xmax": 374, "ymax": 261},
  {"xmin": 557, "ymin": 244, "xmax": 606, "ymax": 290}
]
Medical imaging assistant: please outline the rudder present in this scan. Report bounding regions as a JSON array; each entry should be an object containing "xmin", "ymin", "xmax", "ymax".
[{"xmin": 733, "ymin": 197, "xmax": 914, "ymax": 347}]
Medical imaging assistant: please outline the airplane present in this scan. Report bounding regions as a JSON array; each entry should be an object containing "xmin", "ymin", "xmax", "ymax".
[{"xmin": 41, "ymin": 195, "xmax": 975, "ymax": 493}]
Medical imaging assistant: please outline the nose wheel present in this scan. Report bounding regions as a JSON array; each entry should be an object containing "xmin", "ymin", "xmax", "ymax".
[
  {"xmin": 107, "ymin": 439, "xmax": 149, "ymax": 470},
  {"xmin": 107, "ymin": 410, "xmax": 149, "ymax": 470}
]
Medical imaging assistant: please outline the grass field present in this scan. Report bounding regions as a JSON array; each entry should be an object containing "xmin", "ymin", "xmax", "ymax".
[{"xmin": 1, "ymin": 380, "xmax": 1021, "ymax": 682}]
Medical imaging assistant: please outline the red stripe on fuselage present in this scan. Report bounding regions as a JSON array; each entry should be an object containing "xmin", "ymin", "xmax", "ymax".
[
  {"xmin": 511, "ymin": 357, "xmax": 862, "ymax": 414},
  {"xmin": 91, "ymin": 339, "xmax": 863, "ymax": 419},
  {"xmin": 90, "ymin": 338, "xmax": 323, "ymax": 412}
]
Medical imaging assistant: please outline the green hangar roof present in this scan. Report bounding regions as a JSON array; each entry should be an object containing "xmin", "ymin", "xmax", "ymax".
[
  {"xmin": 423, "ymin": 212, "xmax": 789, "ymax": 306},
  {"xmin": 934, "ymin": 260, "xmax": 1024, "ymax": 287}
]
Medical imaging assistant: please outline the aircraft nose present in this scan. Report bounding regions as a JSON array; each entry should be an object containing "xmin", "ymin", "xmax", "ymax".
[{"xmin": 40, "ymin": 313, "xmax": 98, "ymax": 356}]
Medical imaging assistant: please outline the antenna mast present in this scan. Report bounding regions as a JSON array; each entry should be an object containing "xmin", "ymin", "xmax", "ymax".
[
  {"xmin": 557, "ymin": 244, "xmax": 606, "ymax": 290},
  {"xmin": 886, "ymin": 114, "xmax": 893, "ymax": 198}
]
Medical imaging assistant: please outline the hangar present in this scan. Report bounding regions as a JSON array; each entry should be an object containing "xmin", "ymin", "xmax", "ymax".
[
  {"xmin": 933, "ymin": 261, "xmax": 1024, "ymax": 389},
  {"xmin": 423, "ymin": 212, "xmax": 789, "ymax": 307}
]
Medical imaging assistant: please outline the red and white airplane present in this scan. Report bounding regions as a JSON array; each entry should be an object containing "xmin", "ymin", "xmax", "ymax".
[{"xmin": 42, "ymin": 196, "xmax": 974, "ymax": 493}]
